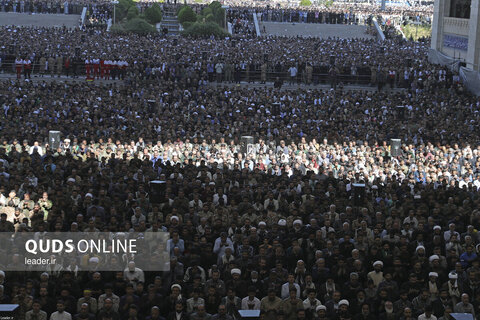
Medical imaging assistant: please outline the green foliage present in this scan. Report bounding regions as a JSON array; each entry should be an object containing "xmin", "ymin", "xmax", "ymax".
[
  {"xmin": 182, "ymin": 21, "xmax": 193, "ymax": 29},
  {"xmin": 117, "ymin": 0, "xmax": 135, "ymax": 14},
  {"xmin": 197, "ymin": 2, "xmax": 225, "ymax": 28},
  {"xmin": 324, "ymin": 0, "xmax": 333, "ymax": 7},
  {"xmin": 112, "ymin": 17, "xmax": 157, "ymax": 34},
  {"xmin": 201, "ymin": 7, "xmax": 212, "ymax": 16},
  {"xmin": 179, "ymin": 2, "xmax": 225, "ymax": 32},
  {"xmin": 144, "ymin": 3, "xmax": 162, "ymax": 24},
  {"xmin": 299, "ymin": 0, "xmax": 312, "ymax": 6},
  {"xmin": 178, "ymin": 6, "xmax": 197, "ymax": 25},
  {"xmin": 209, "ymin": 1, "xmax": 222, "ymax": 10},
  {"xmin": 114, "ymin": 0, "xmax": 135, "ymax": 22},
  {"xmin": 401, "ymin": 23, "xmax": 431, "ymax": 41},
  {"xmin": 110, "ymin": 23, "xmax": 126, "ymax": 33},
  {"xmin": 181, "ymin": 21, "xmax": 228, "ymax": 38},
  {"xmin": 205, "ymin": 13, "xmax": 215, "ymax": 22},
  {"xmin": 127, "ymin": 5, "xmax": 139, "ymax": 20}
]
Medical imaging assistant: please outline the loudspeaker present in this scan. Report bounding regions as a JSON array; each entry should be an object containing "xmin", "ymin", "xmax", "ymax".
[
  {"xmin": 149, "ymin": 180, "xmax": 166, "ymax": 204},
  {"xmin": 49, "ymin": 131, "xmax": 61, "ymax": 150},
  {"xmin": 241, "ymin": 136, "xmax": 254, "ymax": 155},
  {"xmin": 390, "ymin": 139, "xmax": 401, "ymax": 157},
  {"xmin": 352, "ymin": 183, "xmax": 365, "ymax": 206}
]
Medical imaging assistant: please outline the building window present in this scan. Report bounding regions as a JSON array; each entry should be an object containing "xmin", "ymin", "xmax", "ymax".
[{"xmin": 449, "ymin": 0, "xmax": 471, "ymax": 18}]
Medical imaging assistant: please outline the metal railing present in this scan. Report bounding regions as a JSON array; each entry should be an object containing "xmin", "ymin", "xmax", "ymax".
[{"xmin": 0, "ymin": 61, "xmax": 418, "ymax": 89}]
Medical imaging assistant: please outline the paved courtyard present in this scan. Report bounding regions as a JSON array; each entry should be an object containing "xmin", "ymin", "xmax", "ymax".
[
  {"xmin": 0, "ymin": 12, "xmax": 80, "ymax": 28},
  {"xmin": 260, "ymin": 21, "xmax": 375, "ymax": 39}
]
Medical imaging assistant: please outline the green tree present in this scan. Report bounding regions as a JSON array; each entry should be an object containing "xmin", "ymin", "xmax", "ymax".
[
  {"xmin": 127, "ymin": 6, "xmax": 139, "ymax": 20},
  {"xmin": 299, "ymin": 0, "xmax": 312, "ymax": 6},
  {"xmin": 124, "ymin": 17, "xmax": 157, "ymax": 34},
  {"xmin": 181, "ymin": 21, "xmax": 228, "ymax": 38},
  {"xmin": 115, "ymin": 0, "xmax": 135, "ymax": 21},
  {"xmin": 144, "ymin": 3, "xmax": 162, "ymax": 24},
  {"xmin": 178, "ymin": 5, "xmax": 197, "ymax": 25}
]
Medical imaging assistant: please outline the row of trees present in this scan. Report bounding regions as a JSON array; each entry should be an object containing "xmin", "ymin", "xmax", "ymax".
[
  {"xmin": 111, "ymin": 0, "xmax": 162, "ymax": 34},
  {"xmin": 178, "ymin": 2, "xmax": 229, "ymax": 38},
  {"xmin": 110, "ymin": 0, "xmax": 229, "ymax": 37}
]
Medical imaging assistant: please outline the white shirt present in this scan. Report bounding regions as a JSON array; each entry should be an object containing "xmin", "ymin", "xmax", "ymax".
[
  {"xmin": 289, "ymin": 67, "xmax": 297, "ymax": 76},
  {"xmin": 417, "ymin": 313, "xmax": 437, "ymax": 320},
  {"xmin": 123, "ymin": 267, "xmax": 145, "ymax": 285},
  {"xmin": 241, "ymin": 296, "xmax": 261, "ymax": 310},
  {"xmin": 281, "ymin": 282, "xmax": 301, "ymax": 299},
  {"xmin": 49, "ymin": 311, "xmax": 72, "ymax": 320}
]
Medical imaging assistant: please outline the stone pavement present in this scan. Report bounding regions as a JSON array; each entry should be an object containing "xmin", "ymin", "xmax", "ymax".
[
  {"xmin": 260, "ymin": 21, "xmax": 375, "ymax": 39},
  {"xmin": 0, "ymin": 12, "xmax": 80, "ymax": 28}
]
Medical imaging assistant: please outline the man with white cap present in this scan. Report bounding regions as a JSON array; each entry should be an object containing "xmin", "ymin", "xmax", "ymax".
[
  {"xmin": 336, "ymin": 299, "xmax": 351, "ymax": 319},
  {"xmin": 367, "ymin": 261, "xmax": 384, "ymax": 288},
  {"xmin": 442, "ymin": 272, "xmax": 461, "ymax": 305},
  {"xmin": 433, "ymin": 225, "xmax": 442, "ymax": 236},
  {"xmin": 227, "ymin": 268, "xmax": 247, "ymax": 298},
  {"xmin": 427, "ymin": 272, "xmax": 440, "ymax": 300},
  {"xmin": 315, "ymin": 305, "xmax": 328, "ymax": 320}
]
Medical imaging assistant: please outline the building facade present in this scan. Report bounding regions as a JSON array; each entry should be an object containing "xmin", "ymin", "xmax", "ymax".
[{"xmin": 431, "ymin": 0, "xmax": 480, "ymax": 71}]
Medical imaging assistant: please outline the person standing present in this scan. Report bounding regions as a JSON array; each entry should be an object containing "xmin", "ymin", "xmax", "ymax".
[
  {"xmin": 56, "ymin": 55, "xmax": 63, "ymax": 77},
  {"xmin": 288, "ymin": 64, "xmax": 297, "ymax": 84},
  {"xmin": 85, "ymin": 57, "xmax": 91, "ymax": 80},
  {"xmin": 377, "ymin": 68, "xmax": 386, "ymax": 92},
  {"xmin": 306, "ymin": 63, "xmax": 313, "ymax": 85},
  {"xmin": 64, "ymin": 56, "xmax": 70, "ymax": 77},
  {"xmin": 260, "ymin": 62, "xmax": 267, "ymax": 84},
  {"xmin": 328, "ymin": 65, "xmax": 337, "ymax": 90},
  {"xmin": 215, "ymin": 61, "xmax": 224, "ymax": 83},
  {"xmin": 23, "ymin": 56, "xmax": 31, "ymax": 79},
  {"xmin": 48, "ymin": 56, "xmax": 55, "ymax": 77},
  {"xmin": 39, "ymin": 56, "xmax": 46, "ymax": 77},
  {"xmin": 15, "ymin": 56, "xmax": 23, "ymax": 79}
]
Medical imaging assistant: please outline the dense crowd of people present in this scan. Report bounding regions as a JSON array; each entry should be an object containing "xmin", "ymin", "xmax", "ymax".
[
  {"xmin": 0, "ymin": 1, "xmax": 479, "ymax": 320},
  {"xmin": 227, "ymin": 8, "xmax": 256, "ymax": 37},
  {"xmin": 0, "ymin": 44, "xmax": 478, "ymax": 319},
  {"xmin": 0, "ymin": 26, "xmax": 433, "ymax": 87}
]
